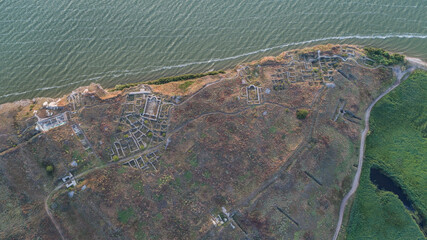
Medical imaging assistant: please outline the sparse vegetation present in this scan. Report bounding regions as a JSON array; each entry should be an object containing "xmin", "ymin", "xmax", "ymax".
[
  {"xmin": 184, "ymin": 171, "xmax": 193, "ymax": 182},
  {"xmin": 188, "ymin": 154, "xmax": 199, "ymax": 167},
  {"xmin": 133, "ymin": 182, "xmax": 144, "ymax": 195},
  {"xmin": 158, "ymin": 175, "xmax": 173, "ymax": 187},
  {"xmin": 202, "ymin": 171, "xmax": 211, "ymax": 179},
  {"xmin": 112, "ymin": 83, "xmax": 139, "ymax": 91},
  {"xmin": 117, "ymin": 207, "xmax": 135, "ymax": 224}
]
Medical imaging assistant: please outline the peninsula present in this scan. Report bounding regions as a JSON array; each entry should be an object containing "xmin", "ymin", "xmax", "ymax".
[{"xmin": 0, "ymin": 44, "xmax": 425, "ymax": 239}]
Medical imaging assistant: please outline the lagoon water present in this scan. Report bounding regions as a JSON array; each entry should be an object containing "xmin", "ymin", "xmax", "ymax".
[{"xmin": 1, "ymin": 0, "xmax": 426, "ymax": 103}]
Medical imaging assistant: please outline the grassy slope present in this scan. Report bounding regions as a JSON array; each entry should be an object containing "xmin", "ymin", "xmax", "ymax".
[{"xmin": 346, "ymin": 70, "xmax": 427, "ymax": 239}]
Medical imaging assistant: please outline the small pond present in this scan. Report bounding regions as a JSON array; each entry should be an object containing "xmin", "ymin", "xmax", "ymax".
[
  {"xmin": 369, "ymin": 167, "xmax": 413, "ymax": 210},
  {"xmin": 370, "ymin": 167, "xmax": 426, "ymax": 233}
]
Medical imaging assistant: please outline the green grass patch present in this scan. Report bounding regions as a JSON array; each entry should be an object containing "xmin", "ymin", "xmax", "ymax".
[
  {"xmin": 269, "ymin": 126, "xmax": 278, "ymax": 134},
  {"xmin": 117, "ymin": 166, "xmax": 127, "ymax": 174},
  {"xmin": 110, "ymin": 70, "xmax": 224, "ymax": 91},
  {"xmin": 117, "ymin": 207, "xmax": 135, "ymax": 224},
  {"xmin": 188, "ymin": 153, "xmax": 199, "ymax": 167},
  {"xmin": 154, "ymin": 194, "xmax": 163, "ymax": 201},
  {"xmin": 147, "ymin": 70, "xmax": 225, "ymax": 85},
  {"xmin": 202, "ymin": 170, "xmax": 211, "ymax": 179},
  {"xmin": 178, "ymin": 81, "xmax": 194, "ymax": 91},
  {"xmin": 135, "ymin": 227, "xmax": 147, "ymax": 240},
  {"xmin": 238, "ymin": 172, "xmax": 252, "ymax": 182},
  {"xmin": 154, "ymin": 213, "xmax": 163, "ymax": 221},
  {"xmin": 132, "ymin": 182, "xmax": 144, "ymax": 195},
  {"xmin": 184, "ymin": 171, "xmax": 193, "ymax": 182},
  {"xmin": 346, "ymin": 70, "xmax": 427, "ymax": 239}
]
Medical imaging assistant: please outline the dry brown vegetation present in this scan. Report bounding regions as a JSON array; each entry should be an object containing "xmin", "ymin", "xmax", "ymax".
[{"xmin": 0, "ymin": 45, "xmax": 398, "ymax": 239}]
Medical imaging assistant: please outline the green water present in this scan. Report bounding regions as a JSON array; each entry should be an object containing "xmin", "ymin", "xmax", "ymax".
[{"xmin": 1, "ymin": 0, "xmax": 426, "ymax": 104}]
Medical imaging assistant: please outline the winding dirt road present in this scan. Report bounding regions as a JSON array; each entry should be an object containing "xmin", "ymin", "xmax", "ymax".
[{"xmin": 332, "ymin": 65, "xmax": 416, "ymax": 240}]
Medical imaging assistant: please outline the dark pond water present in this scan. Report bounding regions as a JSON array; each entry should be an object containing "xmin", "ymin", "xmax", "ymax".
[
  {"xmin": 370, "ymin": 167, "xmax": 427, "ymax": 235},
  {"xmin": 369, "ymin": 167, "xmax": 414, "ymax": 210}
]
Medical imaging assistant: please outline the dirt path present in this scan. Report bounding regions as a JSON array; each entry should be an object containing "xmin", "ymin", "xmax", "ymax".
[
  {"xmin": 332, "ymin": 65, "xmax": 416, "ymax": 240},
  {"xmin": 45, "ymin": 183, "xmax": 66, "ymax": 240}
]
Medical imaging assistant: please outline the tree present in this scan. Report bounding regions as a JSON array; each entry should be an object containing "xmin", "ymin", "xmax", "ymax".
[
  {"xmin": 296, "ymin": 109, "xmax": 309, "ymax": 120},
  {"xmin": 113, "ymin": 155, "xmax": 119, "ymax": 161}
]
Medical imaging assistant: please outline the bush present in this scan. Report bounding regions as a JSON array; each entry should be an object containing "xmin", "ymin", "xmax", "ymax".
[
  {"xmin": 296, "ymin": 109, "xmax": 309, "ymax": 119},
  {"xmin": 46, "ymin": 165, "xmax": 54, "ymax": 173},
  {"xmin": 364, "ymin": 47, "xmax": 405, "ymax": 66},
  {"xmin": 147, "ymin": 132, "xmax": 153, "ymax": 137},
  {"xmin": 112, "ymin": 155, "xmax": 119, "ymax": 161}
]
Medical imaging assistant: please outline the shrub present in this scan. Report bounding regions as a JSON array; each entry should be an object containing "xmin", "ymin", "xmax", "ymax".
[
  {"xmin": 296, "ymin": 109, "xmax": 309, "ymax": 119},
  {"xmin": 112, "ymin": 155, "xmax": 119, "ymax": 161},
  {"xmin": 364, "ymin": 47, "xmax": 405, "ymax": 66},
  {"xmin": 147, "ymin": 132, "xmax": 153, "ymax": 137},
  {"xmin": 46, "ymin": 165, "xmax": 54, "ymax": 173}
]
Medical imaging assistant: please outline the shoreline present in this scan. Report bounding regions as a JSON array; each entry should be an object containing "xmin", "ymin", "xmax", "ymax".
[
  {"xmin": 1, "ymin": 46, "xmax": 427, "ymax": 111},
  {"xmin": 1, "ymin": 43, "xmax": 426, "ymax": 239}
]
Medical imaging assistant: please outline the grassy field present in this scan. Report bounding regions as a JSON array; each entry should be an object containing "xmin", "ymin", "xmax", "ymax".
[{"xmin": 346, "ymin": 70, "xmax": 427, "ymax": 239}]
